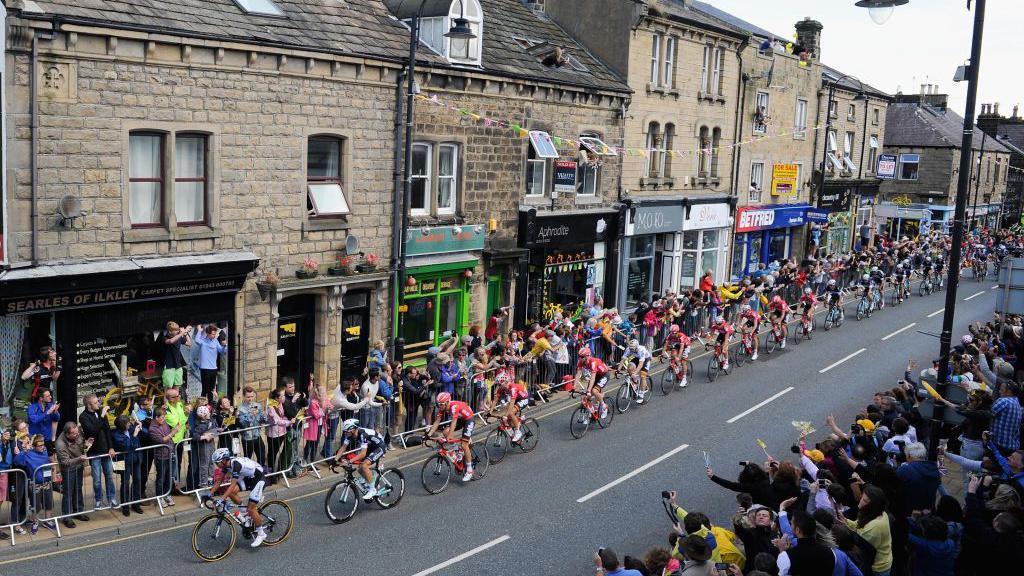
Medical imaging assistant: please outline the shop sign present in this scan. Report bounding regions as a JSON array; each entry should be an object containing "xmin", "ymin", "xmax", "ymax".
[
  {"xmin": 770, "ymin": 164, "xmax": 799, "ymax": 197},
  {"xmin": 817, "ymin": 187, "xmax": 852, "ymax": 212},
  {"xmin": 629, "ymin": 203, "xmax": 684, "ymax": 236},
  {"xmin": 405, "ymin": 224, "xmax": 485, "ymax": 257},
  {"xmin": 735, "ymin": 205, "xmax": 808, "ymax": 233},
  {"xmin": 1, "ymin": 277, "xmax": 244, "ymax": 315},
  {"xmin": 683, "ymin": 203, "xmax": 731, "ymax": 231},
  {"xmin": 877, "ymin": 154, "xmax": 897, "ymax": 180},
  {"xmin": 553, "ymin": 161, "xmax": 577, "ymax": 194},
  {"xmin": 526, "ymin": 211, "xmax": 612, "ymax": 246},
  {"xmin": 806, "ymin": 208, "xmax": 830, "ymax": 223}
]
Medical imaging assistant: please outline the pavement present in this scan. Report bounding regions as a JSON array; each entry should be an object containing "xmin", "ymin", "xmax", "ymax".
[{"xmin": 0, "ymin": 279, "xmax": 999, "ymax": 575}]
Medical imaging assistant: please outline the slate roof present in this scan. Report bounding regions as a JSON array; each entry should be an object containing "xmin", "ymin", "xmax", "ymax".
[
  {"xmin": 689, "ymin": 0, "xmax": 778, "ymax": 40},
  {"xmin": 822, "ymin": 64, "xmax": 890, "ymax": 100},
  {"xmin": 884, "ymin": 102, "xmax": 1011, "ymax": 153},
  {"xmin": 11, "ymin": 0, "xmax": 629, "ymax": 92},
  {"xmin": 995, "ymin": 124, "xmax": 1024, "ymax": 158},
  {"xmin": 650, "ymin": 0, "xmax": 748, "ymax": 39}
]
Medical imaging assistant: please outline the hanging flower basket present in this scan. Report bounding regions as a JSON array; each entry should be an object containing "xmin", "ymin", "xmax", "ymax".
[{"xmin": 296, "ymin": 257, "xmax": 319, "ymax": 279}]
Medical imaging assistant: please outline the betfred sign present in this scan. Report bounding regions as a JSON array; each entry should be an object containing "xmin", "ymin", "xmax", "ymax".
[
  {"xmin": 737, "ymin": 208, "xmax": 775, "ymax": 231},
  {"xmin": 735, "ymin": 205, "xmax": 808, "ymax": 233}
]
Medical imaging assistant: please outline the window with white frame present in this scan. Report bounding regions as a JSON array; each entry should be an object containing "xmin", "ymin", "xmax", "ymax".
[
  {"xmin": 175, "ymin": 134, "xmax": 207, "ymax": 225},
  {"xmin": 872, "ymin": 108, "xmax": 880, "ymax": 125},
  {"xmin": 843, "ymin": 131, "xmax": 857, "ymax": 171},
  {"xmin": 826, "ymin": 130, "xmax": 841, "ymax": 172},
  {"xmin": 749, "ymin": 162, "xmax": 764, "ymax": 202},
  {"xmin": 408, "ymin": 141, "xmax": 460, "ymax": 215},
  {"xmin": 713, "ymin": 47, "xmax": 725, "ymax": 96},
  {"xmin": 646, "ymin": 122, "xmax": 662, "ymax": 178},
  {"xmin": 410, "ymin": 143, "xmax": 432, "ymax": 214},
  {"xmin": 307, "ymin": 135, "xmax": 350, "ymax": 218},
  {"xmin": 847, "ymin": 103, "xmax": 856, "ymax": 121},
  {"xmin": 526, "ymin": 130, "xmax": 557, "ymax": 196},
  {"xmin": 664, "ymin": 36, "xmax": 676, "ymax": 89},
  {"xmin": 867, "ymin": 135, "xmax": 879, "ymax": 174},
  {"xmin": 795, "ymin": 98, "xmax": 808, "ymax": 136},
  {"xmin": 753, "ymin": 92, "xmax": 769, "ymax": 133},
  {"xmin": 828, "ymin": 100, "xmax": 837, "ymax": 118},
  {"xmin": 437, "ymin": 144, "xmax": 458, "ymax": 214},
  {"xmin": 447, "ymin": 0, "xmax": 482, "ymax": 65},
  {"xmin": 650, "ymin": 32, "xmax": 661, "ymax": 86},
  {"xmin": 898, "ymin": 153, "xmax": 920, "ymax": 180},
  {"xmin": 662, "ymin": 124, "xmax": 675, "ymax": 178},
  {"xmin": 701, "ymin": 45, "xmax": 711, "ymax": 94},
  {"xmin": 710, "ymin": 127, "xmax": 721, "ymax": 177},
  {"xmin": 232, "ymin": 0, "xmax": 284, "ymax": 17},
  {"xmin": 578, "ymin": 133, "xmax": 615, "ymax": 197},
  {"xmin": 129, "ymin": 131, "xmax": 214, "ymax": 228}
]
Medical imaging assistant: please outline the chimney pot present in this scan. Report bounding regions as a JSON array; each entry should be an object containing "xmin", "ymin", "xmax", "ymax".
[
  {"xmin": 920, "ymin": 84, "xmax": 927, "ymax": 96},
  {"xmin": 994, "ymin": 102, "xmax": 1000, "ymax": 115}
]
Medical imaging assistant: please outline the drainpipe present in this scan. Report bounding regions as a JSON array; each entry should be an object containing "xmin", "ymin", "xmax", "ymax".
[
  {"xmin": 388, "ymin": 69, "xmax": 406, "ymax": 360},
  {"xmin": 729, "ymin": 45, "xmax": 747, "ymax": 198},
  {"xmin": 617, "ymin": 97, "xmax": 630, "ymax": 201},
  {"xmin": 858, "ymin": 96, "xmax": 869, "ymax": 180},
  {"xmin": 30, "ymin": 33, "xmax": 39, "ymax": 265}
]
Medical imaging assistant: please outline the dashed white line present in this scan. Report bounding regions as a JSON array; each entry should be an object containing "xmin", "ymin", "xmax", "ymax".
[
  {"xmin": 726, "ymin": 387, "xmax": 794, "ymax": 424},
  {"xmin": 576, "ymin": 443, "xmax": 690, "ymax": 503},
  {"xmin": 882, "ymin": 322, "xmax": 917, "ymax": 341},
  {"xmin": 411, "ymin": 535, "xmax": 512, "ymax": 576},
  {"xmin": 992, "ymin": 285, "xmax": 999, "ymax": 290},
  {"xmin": 819, "ymin": 348, "xmax": 867, "ymax": 373},
  {"xmin": 927, "ymin": 309, "xmax": 945, "ymax": 318},
  {"xmin": 964, "ymin": 290, "xmax": 986, "ymax": 301}
]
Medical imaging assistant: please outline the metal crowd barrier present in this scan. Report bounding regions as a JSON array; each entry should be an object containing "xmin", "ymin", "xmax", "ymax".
[{"xmin": 0, "ymin": 468, "xmax": 29, "ymax": 546}]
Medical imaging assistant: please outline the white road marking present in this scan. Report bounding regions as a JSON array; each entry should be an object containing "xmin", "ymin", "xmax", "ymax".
[
  {"xmin": 927, "ymin": 309, "xmax": 945, "ymax": 318},
  {"xmin": 964, "ymin": 290, "xmax": 986, "ymax": 301},
  {"xmin": 819, "ymin": 348, "xmax": 867, "ymax": 373},
  {"xmin": 882, "ymin": 322, "xmax": 917, "ymax": 341},
  {"xmin": 726, "ymin": 387, "xmax": 794, "ymax": 424},
  {"xmin": 576, "ymin": 443, "xmax": 690, "ymax": 503},
  {"xmin": 992, "ymin": 285, "xmax": 999, "ymax": 290},
  {"xmin": 411, "ymin": 535, "xmax": 512, "ymax": 576}
]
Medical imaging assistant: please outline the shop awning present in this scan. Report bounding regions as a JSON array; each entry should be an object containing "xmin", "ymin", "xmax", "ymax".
[{"xmin": 0, "ymin": 251, "xmax": 259, "ymax": 315}]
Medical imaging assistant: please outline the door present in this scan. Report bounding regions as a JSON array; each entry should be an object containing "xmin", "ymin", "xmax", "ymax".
[
  {"xmin": 340, "ymin": 291, "xmax": 371, "ymax": 381},
  {"xmin": 486, "ymin": 274, "xmax": 502, "ymax": 317},
  {"xmin": 277, "ymin": 294, "xmax": 315, "ymax": 394}
]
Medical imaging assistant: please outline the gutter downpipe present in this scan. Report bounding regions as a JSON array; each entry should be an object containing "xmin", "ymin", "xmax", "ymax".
[
  {"xmin": 388, "ymin": 69, "xmax": 406, "ymax": 360},
  {"xmin": 729, "ymin": 42, "xmax": 748, "ymax": 199}
]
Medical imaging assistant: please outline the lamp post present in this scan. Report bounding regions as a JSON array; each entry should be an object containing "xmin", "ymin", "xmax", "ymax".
[
  {"xmin": 393, "ymin": 1, "xmax": 475, "ymax": 363},
  {"xmin": 857, "ymin": 0, "xmax": 988, "ymax": 459},
  {"xmin": 815, "ymin": 75, "xmax": 866, "ymax": 249}
]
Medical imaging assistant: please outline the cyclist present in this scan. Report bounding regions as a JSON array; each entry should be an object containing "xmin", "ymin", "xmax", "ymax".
[
  {"xmin": 825, "ymin": 279, "xmax": 843, "ymax": 316},
  {"xmin": 708, "ymin": 316, "xmax": 734, "ymax": 371},
  {"xmin": 623, "ymin": 339, "xmax": 653, "ymax": 403},
  {"xmin": 661, "ymin": 324, "xmax": 692, "ymax": 387},
  {"xmin": 336, "ymin": 418, "xmax": 389, "ymax": 499},
  {"xmin": 426, "ymin": 392, "xmax": 477, "ymax": 482},
  {"xmin": 767, "ymin": 291, "xmax": 789, "ymax": 349},
  {"xmin": 574, "ymin": 346, "xmax": 610, "ymax": 418},
  {"xmin": 485, "ymin": 374, "xmax": 529, "ymax": 442},
  {"xmin": 737, "ymin": 299, "xmax": 760, "ymax": 361},
  {"xmin": 798, "ymin": 287, "xmax": 817, "ymax": 330},
  {"xmin": 869, "ymin": 266, "xmax": 886, "ymax": 309},
  {"xmin": 893, "ymin": 263, "xmax": 907, "ymax": 302},
  {"xmin": 211, "ymin": 448, "xmax": 268, "ymax": 547}
]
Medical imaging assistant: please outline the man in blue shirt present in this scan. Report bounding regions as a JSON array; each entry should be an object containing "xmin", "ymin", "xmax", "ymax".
[
  {"xmin": 194, "ymin": 324, "xmax": 227, "ymax": 403},
  {"xmin": 991, "ymin": 381, "xmax": 1022, "ymax": 454},
  {"xmin": 594, "ymin": 548, "xmax": 643, "ymax": 576}
]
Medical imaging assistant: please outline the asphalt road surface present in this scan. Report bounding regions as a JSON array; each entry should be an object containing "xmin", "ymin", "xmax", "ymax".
[{"xmin": 4, "ymin": 279, "xmax": 999, "ymax": 576}]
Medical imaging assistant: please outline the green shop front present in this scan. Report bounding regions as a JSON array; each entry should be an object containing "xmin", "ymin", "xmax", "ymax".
[{"xmin": 397, "ymin": 225, "xmax": 485, "ymax": 363}]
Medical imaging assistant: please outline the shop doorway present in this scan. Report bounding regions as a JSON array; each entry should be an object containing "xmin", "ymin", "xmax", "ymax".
[
  {"xmin": 340, "ymin": 291, "xmax": 370, "ymax": 381},
  {"xmin": 277, "ymin": 294, "xmax": 316, "ymax": 394}
]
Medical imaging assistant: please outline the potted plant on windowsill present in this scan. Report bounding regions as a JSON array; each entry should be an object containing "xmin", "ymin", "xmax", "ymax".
[
  {"xmin": 255, "ymin": 270, "xmax": 279, "ymax": 301},
  {"xmin": 296, "ymin": 257, "xmax": 319, "ymax": 279},
  {"xmin": 329, "ymin": 255, "xmax": 354, "ymax": 276},
  {"xmin": 356, "ymin": 253, "xmax": 379, "ymax": 274}
]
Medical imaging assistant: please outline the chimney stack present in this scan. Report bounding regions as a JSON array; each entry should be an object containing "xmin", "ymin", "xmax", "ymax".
[
  {"xmin": 994, "ymin": 102, "xmax": 1000, "ymax": 116},
  {"xmin": 920, "ymin": 84, "xmax": 927, "ymax": 96},
  {"xmin": 794, "ymin": 17, "xmax": 823, "ymax": 59},
  {"xmin": 1014, "ymin": 104, "xmax": 1020, "ymax": 119}
]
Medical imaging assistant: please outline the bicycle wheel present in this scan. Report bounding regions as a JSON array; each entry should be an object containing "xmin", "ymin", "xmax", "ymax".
[
  {"xmin": 324, "ymin": 480, "xmax": 360, "ymax": 524},
  {"xmin": 258, "ymin": 500, "xmax": 294, "ymax": 546},
  {"xmin": 707, "ymin": 356, "xmax": 719, "ymax": 382},
  {"xmin": 765, "ymin": 332, "xmax": 777, "ymax": 354},
  {"xmin": 856, "ymin": 300, "xmax": 867, "ymax": 320},
  {"xmin": 615, "ymin": 383, "xmax": 633, "ymax": 414},
  {"xmin": 518, "ymin": 418, "xmax": 540, "ymax": 452},
  {"xmin": 734, "ymin": 345, "xmax": 746, "ymax": 367},
  {"xmin": 660, "ymin": 369, "xmax": 676, "ymax": 395},
  {"xmin": 823, "ymin": 311, "xmax": 834, "ymax": 331},
  {"xmin": 470, "ymin": 444, "xmax": 489, "ymax": 479},
  {"xmin": 597, "ymin": 399, "xmax": 614, "ymax": 428},
  {"xmin": 420, "ymin": 455, "xmax": 452, "ymax": 495},
  {"xmin": 794, "ymin": 324, "xmax": 804, "ymax": 344},
  {"xmin": 890, "ymin": 291, "xmax": 899, "ymax": 307},
  {"xmin": 191, "ymin": 514, "xmax": 237, "ymax": 562},
  {"xmin": 374, "ymin": 469, "xmax": 405, "ymax": 509},
  {"xmin": 569, "ymin": 406, "xmax": 591, "ymax": 439},
  {"xmin": 485, "ymin": 429, "xmax": 510, "ymax": 464}
]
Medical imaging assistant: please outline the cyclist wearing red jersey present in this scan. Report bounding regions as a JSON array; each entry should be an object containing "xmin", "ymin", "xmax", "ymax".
[
  {"xmin": 709, "ymin": 317, "xmax": 734, "ymax": 371},
  {"xmin": 738, "ymin": 299, "xmax": 760, "ymax": 361},
  {"xmin": 426, "ymin": 392, "xmax": 477, "ymax": 482},
  {"xmin": 485, "ymin": 374, "xmax": 529, "ymax": 442},
  {"xmin": 768, "ymin": 292, "xmax": 789, "ymax": 348},
  {"xmin": 574, "ymin": 347, "xmax": 609, "ymax": 418},
  {"xmin": 798, "ymin": 287, "xmax": 817, "ymax": 329},
  {"xmin": 661, "ymin": 324, "xmax": 692, "ymax": 388}
]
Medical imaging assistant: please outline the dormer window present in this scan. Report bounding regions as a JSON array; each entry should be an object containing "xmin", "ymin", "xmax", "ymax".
[
  {"xmin": 408, "ymin": 0, "xmax": 483, "ymax": 66},
  {"xmin": 232, "ymin": 0, "xmax": 284, "ymax": 17}
]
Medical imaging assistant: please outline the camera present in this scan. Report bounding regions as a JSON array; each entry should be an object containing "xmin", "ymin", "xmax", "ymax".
[
  {"xmin": 738, "ymin": 461, "xmax": 749, "ymax": 467},
  {"xmin": 661, "ymin": 490, "xmax": 673, "ymax": 499}
]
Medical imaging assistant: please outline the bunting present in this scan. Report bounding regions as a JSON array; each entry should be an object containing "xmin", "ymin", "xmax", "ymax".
[{"xmin": 415, "ymin": 92, "xmax": 826, "ymax": 158}]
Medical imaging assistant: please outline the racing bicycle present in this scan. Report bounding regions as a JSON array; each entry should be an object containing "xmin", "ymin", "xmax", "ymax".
[
  {"xmin": 419, "ymin": 437, "xmax": 489, "ymax": 495},
  {"xmin": 733, "ymin": 327, "xmax": 758, "ymax": 366},
  {"xmin": 615, "ymin": 359, "xmax": 651, "ymax": 413},
  {"xmin": 706, "ymin": 340, "xmax": 733, "ymax": 382},
  {"xmin": 765, "ymin": 319, "xmax": 788, "ymax": 353},
  {"xmin": 484, "ymin": 410, "xmax": 539, "ymax": 464},
  {"xmin": 323, "ymin": 459, "xmax": 405, "ymax": 524},
  {"xmin": 659, "ymin": 352, "xmax": 693, "ymax": 394},
  {"xmin": 192, "ymin": 496, "xmax": 294, "ymax": 562},
  {"xmin": 794, "ymin": 312, "xmax": 814, "ymax": 343},
  {"xmin": 822, "ymin": 301, "xmax": 844, "ymax": 331},
  {"xmin": 568, "ymin": 388, "xmax": 613, "ymax": 439}
]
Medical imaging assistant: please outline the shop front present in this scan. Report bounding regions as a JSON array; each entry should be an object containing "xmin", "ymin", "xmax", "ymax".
[
  {"xmin": 617, "ymin": 199, "xmax": 685, "ymax": 311},
  {"xmin": 876, "ymin": 202, "xmax": 954, "ymax": 239},
  {"xmin": 517, "ymin": 208, "xmax": 618, "ymax": 325},
  {"xmin": 397, "ymin": 224, "xmax": 484, "ymax": 363},
  {"xmin": 731, "ymin": 204, "xmax": 811, "ymax": 278},
  {"xmin": 680, "ymin": 199, "xmax": 733, "ymax": 289},
  {"xmin": 0, "ymin": 252, "xmax": 258, "ymax": 424},
  {"xmin": 817, "ymin": 184, "xmax": 854, "ymax": 255}
]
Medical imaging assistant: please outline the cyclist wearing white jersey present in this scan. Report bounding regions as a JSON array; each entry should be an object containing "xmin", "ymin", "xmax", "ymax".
[
  {"xmin": 623, "ymin": 339, "xmax": 652, "ymax": 403},
  {"xmin": 212, "ymin": 448, "xmax": 268, "ymax": 547}
]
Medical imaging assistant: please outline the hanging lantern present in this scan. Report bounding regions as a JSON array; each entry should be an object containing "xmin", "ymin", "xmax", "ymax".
[
  {"xmin": 463, "ymin": 269, "xmax": 473, "ymax": 279},
  {"xmin": 406, "ymin": 276, "xmax": 417, "ymax": 287}
]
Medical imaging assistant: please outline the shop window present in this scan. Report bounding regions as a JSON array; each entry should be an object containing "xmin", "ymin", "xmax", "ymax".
[
  {"xmin": 129, "ymin": 132, "xmax": 164, "ymax": 227},
  {"xmin": 843, "ymin": 131, "xmax": 857, "ymax": 172},
  {"xmin": 307, "ymin": 135, "xmax": 350, "ymax": 217},
  {"xmin": 400, "ymin": 272, "xmax": 467, "ymax": 361},
  {"xmin": 650, "ymin": 32, "xmax": 661, "ymax": 86},
  {"xmin": 898, "ymin": 153, "xmax": 920, "ymax": 181},
  {"xmin": 867, "ymin": 136, "xmax": 879, "ymax": 174},
  {"xmin": 664, "ymin": 36, "xmax": 676, "ymax": 89},
  {"xmin": 697, "ymin": 126, "xmax": 710, "ymax": 177},
  {"xmin": 749, "ymin": 162, "xmax": 764, "ymax": 203},
  {"xmin": 174, "ymin": 134, "xmax": 207, "ymax": 225},
  {"xmin": 753, "ymin": 92, "xmax": 769, "ymax": 134},
  {"xmin": 826, "ymin": 130, "xmax": 841, "ymax": 173},
  {"xmin": 710, "ymin": 127, "xmax": 721, "ymax": 177},
  {"xmin": 795, "ymin": 98, "xmax": 808, "ymax": 137},
  {"xmin": 626, "ymin": 236, "xmax": 655, "ymax": 309}
]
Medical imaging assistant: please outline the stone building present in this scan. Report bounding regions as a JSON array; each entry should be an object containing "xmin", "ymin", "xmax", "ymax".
[
  {"xmin": 878, "ymin": 88, "xmax": 1011, "ymax": 238},
  {"xmin": 0, "ymin": 0, "xmax": 628, "ymax": 421},
  {"xmin": 977, "ymin": 103, "xmax": 1024, "ymax": 228}
]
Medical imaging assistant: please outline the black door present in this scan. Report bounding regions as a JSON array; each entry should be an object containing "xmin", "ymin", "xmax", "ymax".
[
  {"xmin": 340, "ymin": 291, "xmax": 371, "ymax": 381},
  {"xmin": 277, "ymin": 294, "xmax": 316, "ymax": 394}
]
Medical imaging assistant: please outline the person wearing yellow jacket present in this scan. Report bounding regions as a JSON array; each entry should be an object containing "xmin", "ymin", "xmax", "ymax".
[{"xmin": 665, "ymin": 490, "xmax": 746, "ymax": 569}]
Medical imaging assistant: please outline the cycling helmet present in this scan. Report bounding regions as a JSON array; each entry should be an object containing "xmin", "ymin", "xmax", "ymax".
[
  {"xmin": 212, "ymin": 448, "xmax": 232, "ymax": 464},
  {"xmin": 341, "ymin": 418, "xmax": 360, "ymax": 433},
  {"xmin": 740, "ymin": 304, "xmax": 751, "ymax": 313},
  {"xmin": 871, "ymin": 266, "xmax": 879, "ymax": 273},
  {"xmin": 435, "ymin": 392, "xmax": 452, "ymax": 405},
  {"xmin": 862, "ymin": 274, "xmax": 870, "ymax": 281},
  {"xmin": 896, "ymin": 263, "xmax": 903, "ymax": 270},
  {"xmin": 628, "ymin": 339, "xmax": 639, "ymax": 350},
  {"xmin": 494, "ymin": 371, "xmax": 511, "ymax": 386},
  {"xmin": 577, "ymin": 346, "xmax": 592, "ymax": 358},
  {"xmin": 669, "ymin": 324, "xmax": 680, "ymax": 334},
  {"xmin": 961, "ymin": 334, "xmax": 973, "ymax": 345},
  {"xmin": 827, "ymin": 279, "xmax": 836, "ymax": 286},
  {"xmin": 804, "ymin": 287, "xmax": 812, "ymax": 294}
]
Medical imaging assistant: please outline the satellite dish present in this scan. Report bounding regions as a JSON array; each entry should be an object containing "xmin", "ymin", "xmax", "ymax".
[
  {"xmin": 57, "ymin": 195, "xmax": 84, "ymax": 228},
  {"xmin": 345, "ymin": 234, "xmax": 360, "ymax": 254}
]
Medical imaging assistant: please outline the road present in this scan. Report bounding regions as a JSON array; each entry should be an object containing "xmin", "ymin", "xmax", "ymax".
[{"xmin": 4, "ymin": 280, "xmax": 998, "ymax": 576}]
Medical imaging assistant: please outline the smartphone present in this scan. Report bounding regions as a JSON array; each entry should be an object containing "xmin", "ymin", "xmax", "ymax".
[{"xmin": 715, "ymin": 564, "xmax": 730, "ymax": 571}]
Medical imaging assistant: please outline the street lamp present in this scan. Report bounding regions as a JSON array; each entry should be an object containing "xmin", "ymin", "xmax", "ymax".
[
  {"xmin": 856, "ymin": 0, "xmax": 989, "ymax": 458},
  {"xmin": 855, "ymin": 0, "xmax": 909, "ymax": 25},
  {"xmin": 394, "ymin": 1, "xmax": 476, "ymax": 362}
]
